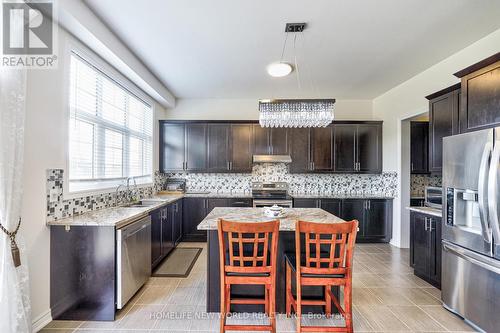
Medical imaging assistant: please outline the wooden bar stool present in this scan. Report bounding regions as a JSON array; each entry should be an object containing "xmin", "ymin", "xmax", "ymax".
[
  {"xmin": 218, "ymin": 219, "xmax": 280, "ymax": 333},
  {"xmin": 285, "ymin": 220, "xmax": 358, "ymax": 333}
]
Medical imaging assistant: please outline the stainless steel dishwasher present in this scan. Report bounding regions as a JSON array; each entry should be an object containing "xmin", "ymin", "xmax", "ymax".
[{"xmin": 116, "ymin": 215, "xmax": 151, "ymax": 309}]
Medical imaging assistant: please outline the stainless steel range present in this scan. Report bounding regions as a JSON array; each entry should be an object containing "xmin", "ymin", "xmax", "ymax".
[{"xmin": 251, "ymin": 181, "xmax": 293, "ymax": 208}]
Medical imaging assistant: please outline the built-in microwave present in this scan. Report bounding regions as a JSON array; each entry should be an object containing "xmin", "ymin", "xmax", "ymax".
[{"xmin": 425, "ymin": 186, "xmax": 442, "ymax": 209}]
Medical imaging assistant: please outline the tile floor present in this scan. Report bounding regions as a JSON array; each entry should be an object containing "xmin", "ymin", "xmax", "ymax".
[{"xmin": 41, "ymin": 242, "xmax": 477, "ymax": 332}]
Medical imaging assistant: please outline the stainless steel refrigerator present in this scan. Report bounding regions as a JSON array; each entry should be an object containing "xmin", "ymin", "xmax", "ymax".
[{"xmin": 442, "ymin": 128, "xmax": 500, "ymax": 332}]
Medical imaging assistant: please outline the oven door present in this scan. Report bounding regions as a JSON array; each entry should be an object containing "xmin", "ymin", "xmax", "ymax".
[{"xmin": 253, "ymin": 200, "xmax": 293, "ymax": 208}]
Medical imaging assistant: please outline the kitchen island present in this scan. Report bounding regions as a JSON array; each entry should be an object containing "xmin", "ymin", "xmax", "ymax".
[{"xmin": 197, "ymin": 207, "xmax": 345, "ymax": 313}]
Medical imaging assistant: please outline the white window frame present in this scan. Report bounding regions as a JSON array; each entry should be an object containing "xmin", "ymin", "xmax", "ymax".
[{"xmin": 64, "ymin": 44, "xmax": 154, "ymax": 199}]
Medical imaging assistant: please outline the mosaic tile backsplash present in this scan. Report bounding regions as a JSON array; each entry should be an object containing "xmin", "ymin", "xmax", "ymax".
[
  {"xmin": 410, "ymin": 174, "xmax": 442, "ymax": 197},
  {"xmin": 161, "ymin": 163, "xmax": 398, "ymax": 196},
  {"xmin": 46, "ymin": 169, "xmax": 157, "ymax": 221},
  {"xmin": 47, "ymin": 164, "xmax": 398, "ymax": 221}
]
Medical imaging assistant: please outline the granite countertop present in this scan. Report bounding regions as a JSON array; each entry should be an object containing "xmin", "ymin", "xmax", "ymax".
[
  {"xmin": 46, "ymin": 194, "xmax": 183, "ymax": 228},
  {"xmin": 407, "ymin": 206, "xmax": 442, "ymax": 217},
  {"xmin": 197, "ymin": 207, "xmax": 345, "ymax": 231},
  {"xmin": 291, "ymin": 193, "xmax": 394, "ymax": 199},
  {"xmin": 183, "ymin": 192, "xmax": 252, "ymax": 198}
]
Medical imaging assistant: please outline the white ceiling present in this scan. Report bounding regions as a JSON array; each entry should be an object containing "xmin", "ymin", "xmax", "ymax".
[{"xmin": 84, "ymin": 0, "xmax": 500, "ymax": 99}]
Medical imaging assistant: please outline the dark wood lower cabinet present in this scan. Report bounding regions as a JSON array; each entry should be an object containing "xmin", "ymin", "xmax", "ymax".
[
  {"xmin": 294, "ymin": 197, "xmax": 392, "ymax": 242},
  {"xmin": 182, "ymin": 197, "xmax": 253, "ymax": 242},
  {"xmin": 410, "ymin": 211, "xmax": 441, "ymax": 288},
  {"xmin": 182, "ymin": 197, "xmax": 208, "ymax": 242}
]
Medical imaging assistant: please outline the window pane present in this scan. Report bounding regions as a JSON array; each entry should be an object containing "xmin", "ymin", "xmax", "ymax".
[
  {"xmin": 104, "ymin": 129, "xmax": 123, "ymax": 178},
  {"xmin": 68, "ymin": 53, "xmax": 153, "ymax": 193},
  {"xmin": 129, "ymin": 137, "xmax": 144, "ymax": 177},
  {"xmin": 69, "ymin": 120, "xmax": 94, "ymax": 179},
  {"xmin": 101, "ymin": 77, "xmax": 126, "ymax": 125}
]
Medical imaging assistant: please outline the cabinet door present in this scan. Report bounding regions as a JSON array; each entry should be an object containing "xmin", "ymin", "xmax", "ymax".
[
  {"xmin": 207, "ymin": 198, "xmax": 230, "ymax": 213},
  {"xmin": 357, "ymin": 124, "xmax": 382, "ymax": 173},
  {"xmin": 341, "ymin": 199, "xmax": 366, "ymax": 238},
  {"xmin": 364, "ymin": 199, "xmax": 389, "ymax": 240},
  {"xmin": 182, "ymin": 197, "xmax": 207, "ymax": 242},
  {"xmin": 289, "ymin": 128, "xmax": 311, "ymax": 173},
  {"xmin": 413, "ymin": 214, "xmax": 430, "ymax": 279},
  {"xmin": 320, "ymin": 199, "xmax": 342, "ymax": 216},
  {"xmin": 252, "ymin": 124, "xmax": 270, "ymax": 155},
  {"xmin": 429, "ymin": 91, "xmax": 458, "ymax": 173},
  {"xmin": 185, "ymin": 123, "xmax": 207, "ymax": 171},
  {"xmin": 459, "ymin": 61, "xmax": 500, "ymax": 132},
  {"xmin": 333, "ymin": 124, "xmax": 356, "ymax": 172},
  {"xmin": 410, "ymin": 122, "xmax": 429, "ymax": 174},
  {"xmin": 293, "ymin": 198, "xmax": 318, "ymax": 208},
  {"xmin": 311, "ymin": 126, "xmax": 333, "ymax": 171},
  {"xmin": 151, "ymin": 210, "xmax": 163, "ymax": 267},
  {"xmin": 207, "ymin": 124, "xmax": 230, "ymax": 172},
  {"xmin": 230, "ymin": 124, "xmax": 253, "ymax": 172},
  {"xmin": 162, "ymin": 207, "xmax": 174, "ymax": 256},
  {"xmin": 160, "ymin": 123, "xmax": 185, "ymax": 172},
  {"xmin": 429, "ymin": 216, "xmax": 442, "ymax": 287},
  {"xmin": 173, "ymin": 200, "xmax": 183, "ymax": 245},
  {"xmin": 270, "ymin": 128, "xmax": 289, "ymax": 155}
]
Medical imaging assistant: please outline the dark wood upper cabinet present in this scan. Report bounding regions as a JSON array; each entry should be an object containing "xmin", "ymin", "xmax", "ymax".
[
  {"xmin": 207, "ymin": 124, "xmax": 230, "ymax": 172},
  {"xmin": 185, "ymin": 123, "xmax": 207, "ymax": 171},
  {"xmin": 252, "ymin": 125, "xmax": 289, "ymax": 155},
  {"xmin": 230, "ymin": 124, "xmax": 253, "ymax": 172},
  {"xmin": 455, "ymin": 53, "xmax": 500, "ymax": 133},
  {"xmin": 426, "ymin": 84, "xmax": 460, "ymax": 174},
  {"xmin": 160, "ymin": 122, "xmax": 185, "ymax": 172},
  {"xmin": 252, "ymin": 124, "xmax": 270, "ymax": 155},
  {"xmin": 270, "ymin": 128, "xmax": 289, "ymax": 155},
  {"xmin": 311, "ymin": 126, "xmax": 333, "ymax": 171},
  {"xmin": 333, "ymin": 124, "xmax": 356, "ymax": 172},
  {"xmin": 159, "ymin": 120, "xmax": 382, "ymax": 174},
  {"xmin": 357, "ymin": 124, "xmax": 382, "ymax": 173},
  {"xmin": 410, "ymin": 122, "xmax": 429, "ymax": 174},
  {"xmin": 289, "ymin": 128, "xmax": 311, "ymax": 173},
  {"xmin": 333, "ymin": 122, "xmax": 382, "ymax": 173}
]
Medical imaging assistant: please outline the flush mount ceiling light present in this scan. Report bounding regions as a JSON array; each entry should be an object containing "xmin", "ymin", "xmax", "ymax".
[
  {"xmin": 260, "ymin": 23, "xmax": 335, "ymax": 128},
  {"xmin": 266, "ymin": 62, "xmax": 293, "ymax": 77}
]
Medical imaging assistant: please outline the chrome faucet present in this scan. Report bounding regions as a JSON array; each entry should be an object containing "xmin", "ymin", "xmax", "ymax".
[
  {"xmin": 115, "ymin": 183, "xmax": 126, "ymax": 206},
  {"xmin": 126, "ymin": 177, "xmax": 139, "ymax": 202}
]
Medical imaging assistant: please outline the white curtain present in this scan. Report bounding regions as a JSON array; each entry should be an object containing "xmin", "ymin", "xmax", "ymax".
[{"xmin": 0, "ymin": 57, "xmax": 32, "ymax": 332}]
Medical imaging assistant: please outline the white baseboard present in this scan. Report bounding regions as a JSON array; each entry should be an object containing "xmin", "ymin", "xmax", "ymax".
[{"xmin": 32, "ymin": 309, "xmax": 52, "ymax": 333}]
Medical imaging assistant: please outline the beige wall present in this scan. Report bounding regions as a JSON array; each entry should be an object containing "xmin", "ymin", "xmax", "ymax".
[
  {"xmin": 22, "ymin": 28, "xmax": 167, "ymax": 329},
  {"xmin": 163, "ymin": 98, "xmax": 373, "ymax": 120},
  {"xmin": 373, "ymin": 27, "xmax": 500, "ymax": 247}
]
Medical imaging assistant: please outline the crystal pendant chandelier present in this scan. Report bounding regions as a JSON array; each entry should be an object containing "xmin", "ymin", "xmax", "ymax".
[
  {"xmin": 260, "ymin": 23, "xmax": 335, "ymax": 128},
  {"xmin": 259, "ymin": 99, "xmax": 335, "ymax": 128}
]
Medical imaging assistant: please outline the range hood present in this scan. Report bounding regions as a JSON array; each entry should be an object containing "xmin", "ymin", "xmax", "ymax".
[{"xmin": 253, "ymin": 155, "xmax": 292, "ymax": 163}]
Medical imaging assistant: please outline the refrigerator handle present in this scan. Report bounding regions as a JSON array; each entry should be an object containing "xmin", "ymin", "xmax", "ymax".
[
  {"xmin": 487, "ymin": 140, "xmax": 500, "ymax": 243},
  {"xmin": 478, "ymin": 142, "xmax": 492, "ymax": 244}
]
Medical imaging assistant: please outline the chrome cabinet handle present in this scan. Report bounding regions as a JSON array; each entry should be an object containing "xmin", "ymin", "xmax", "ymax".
[
  {"xmin": 479, "ymin": 142, "xmax": 493, "ymax": 243},
  {"xmin": 424, "ymin": 217, "xmax": 428, "ymax": 231}
]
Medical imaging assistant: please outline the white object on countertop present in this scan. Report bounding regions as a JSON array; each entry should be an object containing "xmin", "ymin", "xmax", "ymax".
[{"xmin": 264, "ymin": 205, "xmax": 286, "ymax": 218}]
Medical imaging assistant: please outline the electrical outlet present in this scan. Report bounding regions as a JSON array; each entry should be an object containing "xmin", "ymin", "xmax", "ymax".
[{"xmin": 49, "ymin": 189, "xmax": 59, "ymax": 203}]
